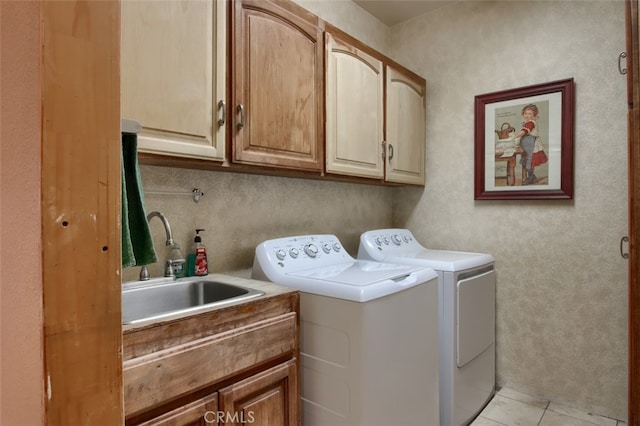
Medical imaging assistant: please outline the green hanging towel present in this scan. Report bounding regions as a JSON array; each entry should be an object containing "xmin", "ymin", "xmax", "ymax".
[{"xmin": 121, "ymin": 132, "xmax": 157, "ymax": 268}]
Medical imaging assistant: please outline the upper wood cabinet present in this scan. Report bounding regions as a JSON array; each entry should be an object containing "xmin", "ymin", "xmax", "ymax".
[
  {"xmin": 385, "ymin": 66, "xmax": 426, "ymax": 185},
  {"xmin": 231, "ymin": 0, "xmax": 324, "ymax": 172},
  {"xmin": 121, "ymin": 0, "xmax": 226, "ymax": 160},
  {"xmin": 325, "ymin": 32, "xmax": 385, "ymax": 179},
  {"xmin": 325, "ymin": 27, "xmax": 426, "ymax": 185}
]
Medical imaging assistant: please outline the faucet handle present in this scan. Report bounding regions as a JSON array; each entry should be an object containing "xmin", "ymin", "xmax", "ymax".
[
  {"xmin": 139, "ymin": 265, "xmax": 150, "ymax": 281},
  {"xmin": 164, "ymin": 260, "xmax": 175, "ymax": 278}
]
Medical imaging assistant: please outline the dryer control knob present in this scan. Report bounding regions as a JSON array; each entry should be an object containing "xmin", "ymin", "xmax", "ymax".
[
  {"xmin": 304, "ymin": 244, "xmax": 319, "ymax": 258},
  {"xmin": 375, "ymin": 237, "xmax": 383, "ymax": 246},
  {"xmin": 391, "ymin": 235, "xmax": 402, "ymax": 245},
  {"xmin": 289, "ymin": 248, "xmax": 299, "ymax": 258},
  {"xmin": 332, "ymin": 243, "xmax": 341, "ymax": 252},
  {"xmin": 276, "ymin": 249, "xmax": 286, "ymax": 260},
  {"xmin": 322, "ymin": 243, "xmax": 332, "ymax": 254},
  {"xmin": 383, "ymin": 237, "xmax": 390, "ymax": 245}
]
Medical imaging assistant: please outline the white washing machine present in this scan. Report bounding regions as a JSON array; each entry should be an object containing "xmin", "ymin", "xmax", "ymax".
[
  {"xmin": 252, "ymin": 234, "xmax": 440, "ymax": 426},
  {"xmin": 358, "ymin": 229, "xmax": 496, "ymax": 426}
]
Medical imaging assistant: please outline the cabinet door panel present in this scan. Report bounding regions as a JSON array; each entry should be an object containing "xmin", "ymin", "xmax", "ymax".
[
  {"xmin": 233, "ymin": 0, "xmax": 323, "ymax": 171},
  {"xmin": 219, "ymin": 360, "xmax": 298, "ymax": 426},
  {"xmin": 326, "ymin": 33, "xmax": 384, "ymax": 178},
  {"xmin": 385, "ymin": 66, "xmax": 426, "ymax": 185},
  {"xmin": 138, "ymin": 394, "xmax": 218, "ymax": 426},
  {"xmin": 121, "ymin": 0, "xmax": 225, "ymax": 160}
]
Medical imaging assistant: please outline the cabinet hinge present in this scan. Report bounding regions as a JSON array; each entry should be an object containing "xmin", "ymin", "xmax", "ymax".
[{"xmin": 381, "ymin": 140, "xmax": 386, "ymax": 159}]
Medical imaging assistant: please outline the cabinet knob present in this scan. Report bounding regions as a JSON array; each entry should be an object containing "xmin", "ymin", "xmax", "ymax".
[{"xmin": 388, "ymin": 143, "xmax": 394, "ymax": 161}]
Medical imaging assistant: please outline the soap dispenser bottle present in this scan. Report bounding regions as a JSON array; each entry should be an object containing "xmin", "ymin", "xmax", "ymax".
[{"xmin": 193, "ymin": 228, "xmax": 208, "ymax": 276}]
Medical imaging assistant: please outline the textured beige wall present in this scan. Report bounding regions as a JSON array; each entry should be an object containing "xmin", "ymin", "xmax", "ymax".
[
  {"xmin": 391, "ymin": 0, "xmax": 628, "ymax": 419},
  {"xmin": 0, "ymin": 1, "xmax": 45, "ymax": 424},
  {"xmin": 122, "ymin": 168, "xmax": 393, "ymax": 281}
]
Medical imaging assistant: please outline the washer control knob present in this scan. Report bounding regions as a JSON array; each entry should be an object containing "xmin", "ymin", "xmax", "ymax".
[
  {"xmin": 383, "ymin": 237, "xmax": 390, "ymax": 245},
  {"xmin": 375, "ymin": 237, "xmax": 383, "ymax": 246},
  {"xmin": 275, "ymin": 249, "xmax": 286, "ymax": 260},
  {"xmin": 332, "ymin": 243, "xmax": 341, "ymax": 252},
  {"xmin": 304, "ymin": 244, "xmax": 319, "ymax": 258},
  {"xmin": 391, "ymin": 234, "xmax": 402, "ymax": 245},
  {"xmin": 322, "ymin": 243, "xmax": 332, "ymax": 254},
  {"xmin": 289, "ymin": 248, "xmax": 299, "ymax": 258},
  {"xmin": 403, "ymin": 235, "xmax": 410, "ymax": 243}
]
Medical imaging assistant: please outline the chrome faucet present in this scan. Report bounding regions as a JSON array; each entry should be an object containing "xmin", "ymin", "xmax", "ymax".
[{"xmin": 139, "ymin": 211, "xmax": 180, "ymax": 281}]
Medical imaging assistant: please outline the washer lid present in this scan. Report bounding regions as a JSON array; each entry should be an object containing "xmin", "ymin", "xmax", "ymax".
[
  {"xmin": 392, "ymin": 249, "xmax": 495, "ymax": 272},
  {"xmin": 287, "ymin": 260, "xmax": 425, "ymax": 286}
]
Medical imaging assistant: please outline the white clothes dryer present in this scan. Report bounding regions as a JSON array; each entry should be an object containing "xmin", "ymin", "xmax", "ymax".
[
  {"xmin": 358, "ymin": 229, "xmax": 496, "ymax": 426},
  {"xmin": 252, "ymin": 234, "xmax": 440, "ymax": 426}
]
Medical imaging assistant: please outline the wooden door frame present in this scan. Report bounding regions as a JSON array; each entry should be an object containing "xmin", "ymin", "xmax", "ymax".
[
  {"xmin": 629, "ymin": 0, "xmax": 640, "ymax": 424},
  {"xmin": 42, "ymin": 0, "xmax": 123, "ymax": 423}
]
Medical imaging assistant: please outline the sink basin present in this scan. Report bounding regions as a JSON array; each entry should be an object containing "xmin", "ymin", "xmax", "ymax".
[{"xmin": 122, "ymin": 278, "xmax": 264, "ymax": 324}]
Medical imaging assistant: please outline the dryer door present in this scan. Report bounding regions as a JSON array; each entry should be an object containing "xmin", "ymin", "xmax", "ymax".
[{"xmin": 457, "ymin": 269, "xmax": 496, "ymax": 367}]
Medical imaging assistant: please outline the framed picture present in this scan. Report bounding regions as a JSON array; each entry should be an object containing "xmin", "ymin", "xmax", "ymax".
[{"xmin": 474, "ymin": 78, "xmax": 574, "ymax": 200}]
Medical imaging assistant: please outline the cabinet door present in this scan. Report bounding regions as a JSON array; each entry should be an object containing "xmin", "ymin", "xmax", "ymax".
[
  {"xmin": 325, "ymin": 33, "xmax": 384, "ymax": 178},
  {"xmin": 219, "ymin": 360, "xmax": 299, "ymax": 426},
  {"xmin": 137, "ymin": 393, "xmax": 218, "ymax": 426},
  {"xmin": 385, "ymin": 66, "xmax": 426, "ymax": 185},
  {"xmin": 232, "ymin": 0, "xmax": 323, "ymax": 171},
  {"xmin": 121, "ymin": 0, "xmax": 226, "ymax": 160}
]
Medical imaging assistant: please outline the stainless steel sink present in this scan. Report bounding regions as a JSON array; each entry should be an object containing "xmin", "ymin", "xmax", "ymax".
[{"xmin": 122, "ymin": 278, "xmax": 264, "ymax": 325}]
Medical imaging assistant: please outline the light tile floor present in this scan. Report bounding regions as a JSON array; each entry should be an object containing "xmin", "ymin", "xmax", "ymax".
[{"xmin": 469, "ymin": 387, "xmax": 627, "ymax": 426}]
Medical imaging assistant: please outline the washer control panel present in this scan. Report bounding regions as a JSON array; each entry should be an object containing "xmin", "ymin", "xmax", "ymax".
[{"xmin": 254, "ymin": 234, "xmax": 353, "ymax": 274}]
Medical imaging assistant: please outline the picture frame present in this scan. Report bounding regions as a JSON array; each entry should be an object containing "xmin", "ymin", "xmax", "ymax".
[{"xmin": 474, "ymin": 78, "xmax": 574, "ymax": 200}]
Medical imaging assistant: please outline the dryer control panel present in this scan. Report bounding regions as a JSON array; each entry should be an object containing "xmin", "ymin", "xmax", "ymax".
[
  {"xmin": 358, "ymin": 228, "xmax": 422, "ymax": 262},
  {"xmin": 358, "ymin": 228, "xmax": 495, "ymax": 272}
]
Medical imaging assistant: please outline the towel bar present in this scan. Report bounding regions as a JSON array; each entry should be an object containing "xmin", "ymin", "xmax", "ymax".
[{"xmin": 144, "ymin": 188, "xmax": 204, "ymax": 204}]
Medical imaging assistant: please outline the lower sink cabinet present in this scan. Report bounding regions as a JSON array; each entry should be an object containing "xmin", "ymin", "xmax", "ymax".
[{"xmin": 123, "ymin": 291, "xmax": 300, "ymax": 426}]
